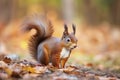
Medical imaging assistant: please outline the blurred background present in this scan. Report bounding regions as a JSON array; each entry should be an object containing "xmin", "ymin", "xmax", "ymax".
[{"xmin": 0, "ymin": 0, "xmax": 120, "ymax": 70}]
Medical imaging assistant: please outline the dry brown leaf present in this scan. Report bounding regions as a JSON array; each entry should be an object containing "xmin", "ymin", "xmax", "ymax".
[
  {"xmin": 4, "ymin": 68, "xmax": 13, "ymax": 76},
  {"xmin": 22, "ymin": 66, "xmax": 36, "ymax": 73},
  {"xmin": 47, "ymin": 65, "xmax": 58, "ymax": 72},
  {"xmin": 63, "ymin": 66, "xmax": 76, "ymax": 74},
  {"xmin": 3, "ymin": 57, "xmax": 12, "ymax": 64},
  {"xmin": 85, "ymin": 63, "xmax": 93, "ymax": 67},
  {"xmin": 11, "ymin": 71, "xmax": 21, "ymax": 78}
]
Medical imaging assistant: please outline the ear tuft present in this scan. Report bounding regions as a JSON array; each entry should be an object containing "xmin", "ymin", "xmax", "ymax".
[
  {"xmin": 64, "ymin": 24, "xmax": 68, "ymax": 31},
  {"xmin": 72, "ymin": 24, "xmax": 76, "ymax": 35},
  {"xmin": 64, "ymin": 24, "xmax": 69, "ymax": 35}
]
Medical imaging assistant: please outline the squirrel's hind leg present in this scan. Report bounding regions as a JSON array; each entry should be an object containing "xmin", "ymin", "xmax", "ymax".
[{"xmin": 38, "ymin": 44, "xmax": 50, "ymax": 65}]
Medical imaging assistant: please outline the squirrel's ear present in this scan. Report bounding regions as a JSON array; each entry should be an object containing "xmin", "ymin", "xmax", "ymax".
[
  {"xmin": 64, "ymin": 24, "xmax": 69, "ymax": 35},
  {"xmin": 72, "ymin": 24, "xmax": 76, "ymax": 35}
]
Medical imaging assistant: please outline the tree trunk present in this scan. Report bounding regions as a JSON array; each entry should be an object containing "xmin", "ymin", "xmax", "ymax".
[
  {"xmin": 0, "ymin": 0, "xmax": 12, "ymax": 27},
  {"xmin": 62, "ymin": 0, "xmax": 75, "ymax": 24},
  {"xmin": 109, "ymin": 0, "xmax": 120, "ymax": 26}
]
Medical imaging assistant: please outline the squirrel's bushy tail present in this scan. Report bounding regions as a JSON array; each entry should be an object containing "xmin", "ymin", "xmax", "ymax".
[{"xmin": 22, "ymin": 14, "xmax": 54, "ymax": 60}]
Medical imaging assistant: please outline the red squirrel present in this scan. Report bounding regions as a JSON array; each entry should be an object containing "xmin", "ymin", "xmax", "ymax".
[{"xmin": 22, "ymin": 15, "xmax": 77, "ymax": 68}]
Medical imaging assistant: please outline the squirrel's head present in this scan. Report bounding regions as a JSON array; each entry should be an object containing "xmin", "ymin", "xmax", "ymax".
[{"xmin": 62, "ymin": 24, "xmax": 78, "ymax": 50}]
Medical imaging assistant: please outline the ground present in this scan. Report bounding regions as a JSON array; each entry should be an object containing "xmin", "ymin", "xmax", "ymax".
[{"xmin": 0, "ymin": 57, "xmax": 120, "ymax": 80}]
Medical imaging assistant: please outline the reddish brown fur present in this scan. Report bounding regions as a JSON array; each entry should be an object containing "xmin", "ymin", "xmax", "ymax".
[{"xmin": 22, "ymin": 15, "xmax": 77, "ymax": 68}]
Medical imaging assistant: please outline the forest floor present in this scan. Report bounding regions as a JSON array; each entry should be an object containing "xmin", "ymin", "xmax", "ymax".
[{"xmin": 0, "ymin": 58, "xmax": 120, "ymax": 80}]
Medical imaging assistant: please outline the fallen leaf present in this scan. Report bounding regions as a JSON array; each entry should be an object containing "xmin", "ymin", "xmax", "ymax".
[
  {"xmin": 4, "ymin": 68, "xmax": 13, "ymax": 76},
  {"xmin": 11, "ymin": 71, "xmax": 21, "ymax": 78},
  {"xmin": 3, "ymin": 57, "xmax": 12, "ymax": 64},
  {"xmin": 22, "ymin": 66, "xmax": 36, "ymax": 73},
  {"xmin": 47, "ymin": 65, "xmax": 57, "ymax": 72}
]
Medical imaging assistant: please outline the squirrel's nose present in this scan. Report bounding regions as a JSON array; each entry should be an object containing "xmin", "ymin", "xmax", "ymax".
[
  {"xmin": 74, "ymin": 45, "xmax": 77, "ymax": 48},
  {"xmin": 71, "ymin": 44, "xmax": 77, "ymax": 49}
]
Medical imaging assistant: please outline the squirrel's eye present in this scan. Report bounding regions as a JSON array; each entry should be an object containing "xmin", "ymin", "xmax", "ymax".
[{"xmin": 66, "ymin": 38, "xmax": 71, "ymax": 42}]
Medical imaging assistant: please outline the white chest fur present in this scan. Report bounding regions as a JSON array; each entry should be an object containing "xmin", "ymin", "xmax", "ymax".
[{"xmin": 60, "ymin": 48, "xmax": 70, "ymax": 58}]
